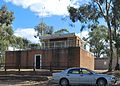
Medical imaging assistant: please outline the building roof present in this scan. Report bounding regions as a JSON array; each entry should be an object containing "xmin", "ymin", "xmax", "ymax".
[{"xmin": 40, "ymin": 33, "xmax": 78, "ymax": 40}]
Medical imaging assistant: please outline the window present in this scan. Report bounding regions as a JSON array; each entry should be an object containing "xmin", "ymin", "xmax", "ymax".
[
  {"xmin": 82, "ymin": 69, "xmax": 91, "ymax": 74},
  {"xmin": 68, "ymin": 38, "xmax": 74, "ymax": 47},
  {"xmin": 68, "ymin": 69, "xmax": 80, "ymax": 74}
]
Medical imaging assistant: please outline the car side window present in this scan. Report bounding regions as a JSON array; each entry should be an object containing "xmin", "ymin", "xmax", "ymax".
[
  {"xmin": 68, "ymin": 69, "xmax": 80, "ymax": 74},
  {"xmin": 82, "ymin": 69, "xmax": 91, "ymax": 74}
]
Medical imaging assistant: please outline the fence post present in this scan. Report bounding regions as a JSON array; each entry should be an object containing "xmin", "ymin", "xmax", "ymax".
[
  {"xmin": 50, "ymin": 62, "xmax": 53, "ymax": 73},
  {"xmin": 5, "ymin": 63, "xmax": 6, "ymax": 73},
  {"xmin": 18, "ymin": 65, "xmax": 20, "ymax": 73},
  {"xmin": 33, "ymin": 63, "xmax": 35, "ymax": 72}
]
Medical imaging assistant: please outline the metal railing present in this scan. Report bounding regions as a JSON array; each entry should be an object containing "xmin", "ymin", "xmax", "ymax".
[{"xmin": 41, "ymin": 40, "xmax": 80, "ymax": 49}]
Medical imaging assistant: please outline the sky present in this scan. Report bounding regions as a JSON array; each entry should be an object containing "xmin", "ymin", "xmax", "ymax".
[{"xmin": 0, "ymin": 0, "xmax": 89, "ymax": 43}]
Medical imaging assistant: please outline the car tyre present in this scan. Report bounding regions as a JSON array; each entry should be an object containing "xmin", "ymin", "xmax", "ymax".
[
  {"xmin": 60, "ymin": 78, "xmax": 69, "ymax": 86},
  {"xmin": 97, "ymin": 79, "xmax": 107, "ymax": 86}
]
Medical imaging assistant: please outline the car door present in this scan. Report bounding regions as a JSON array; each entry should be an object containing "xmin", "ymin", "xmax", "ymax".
[
  {"xmin": 66, "ymin": 68, "xmax": 80, "ymax": 85},
  {"xmin": 79, "ymin": 68, "xmax": 96, "ymax": 85}
]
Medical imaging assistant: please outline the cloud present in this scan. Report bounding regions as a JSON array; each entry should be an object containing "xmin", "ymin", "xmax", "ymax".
[
  {"xmin": 14, "ymin": 28, "xmax": 89, "ymax": 43},
  {"xmin": 4, "ymin": 0, "xmax": 85, "ymax": 17},
  {"xmin": 14, "ymin": 28, "xmax": 39, "ymax": 43},
  {"xmin": 76, "ymin": 31, "xmax": 89, "ymax": 38},
  {"xmin": 76, "ymin": 31, "xmax": 90, "ymax": 51}
]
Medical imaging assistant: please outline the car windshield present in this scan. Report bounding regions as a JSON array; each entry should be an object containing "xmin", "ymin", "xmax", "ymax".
[{"xmin": 87, "ymin": 69, "xmax": 97, "ymax": 74}]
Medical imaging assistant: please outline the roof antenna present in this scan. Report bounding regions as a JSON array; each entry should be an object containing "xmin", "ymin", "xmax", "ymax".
[{"xmin": 41, "ymin": 6, "xmax": 45, "ymax": 23}]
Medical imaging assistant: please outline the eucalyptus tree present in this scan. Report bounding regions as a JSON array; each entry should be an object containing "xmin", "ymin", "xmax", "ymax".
[
  {"xmin": 86, "ymin": 25, "xmax": 108, "ymax": 58},
  {"xmin": 68, "ymin": 0, "xmax": 120, "ymax": 71},
  {"xmin": 34, "ymin": 22, "xmax": 54, "ymax": 47},
  {"xmin": 111, "ymin": 0, "xmax": 120, "ymax": 70},
  {"xmin": 14, "ymin": 36, "xmax": 24, "ymax": 50},
  {"xmin": 0, "ymin": 5, "xmax": 14, "ymax": 59},
  {"xmin": 22, "ymin": 38, "xmax": 31, "ymax": 49},
  {"xmin": 0, "ymin": 25, "xmax": 15, "ymax": 50},
  {"xmin": 34, "ymin": 22, "xmax": 53, "ymax": 38},
  {"xmin": 0, "ymin": 5, "xmax": 14, "ymax": 26}
]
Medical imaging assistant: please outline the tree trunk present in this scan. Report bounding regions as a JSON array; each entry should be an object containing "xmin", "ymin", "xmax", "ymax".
[
  {"xmin": 107, "ymin": 21, "xmax": 113, "ymax": 72},
  {"xmin": 113, "ymin": 17, "xmax": 119, "ymax": 70},
  {"xmin": 115, "ymin": 47, "xmax": 119, "ymax": 70}
]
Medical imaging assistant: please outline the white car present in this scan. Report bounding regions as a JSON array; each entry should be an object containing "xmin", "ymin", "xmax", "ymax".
[{"xmin": 51, "ymin": 68, "xmax": 117, "ymax": 86}]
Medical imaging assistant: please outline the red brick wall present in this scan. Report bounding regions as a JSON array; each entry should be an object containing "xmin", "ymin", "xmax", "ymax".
[
  {"xmin": 5, "ymin": 50, "xmax": 43, "ymax": 68},
  {"xmin": 5, "ymin": 47, "xmax": 94, "ymax": 70},
  {"xmin": 80, "ymin": 48, "xmax": 94, "ymax": 70},
  {"xmin": 5, "ymin": 51, "xmax": 16, "ymax": 68},
  {"xmin": 67, "ymin": 47, "xmax": 80, "ymax": 67}
]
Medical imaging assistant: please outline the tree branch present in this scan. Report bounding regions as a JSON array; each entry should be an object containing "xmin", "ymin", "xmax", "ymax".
[
  {"xmin": 108, "ymin": 0, "xmax": 112, "ymax": 10},
  {"xmin": 95, "ymin": 1, "xmax": 106, "ymax": 19},
  {"xmin": 106, "ymin": 0, "xmax": 108, "ymax": 14},
  {"xmin": 106, "ymin": 0, "xmax": 112, "ymax": 13}
]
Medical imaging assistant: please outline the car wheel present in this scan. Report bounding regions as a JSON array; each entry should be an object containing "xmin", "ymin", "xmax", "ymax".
[
  {"xmin": 60, "ymin": 78, "xmax": 69, "ymax": 86},
  {"xmin": 97, "ymin": 79, "xmax": 107, "ymax": 86}
]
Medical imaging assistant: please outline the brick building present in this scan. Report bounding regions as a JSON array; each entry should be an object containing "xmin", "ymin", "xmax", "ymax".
[{"xmin": 5, "ymin": 33, "xmax": 95, "ymax": 70}]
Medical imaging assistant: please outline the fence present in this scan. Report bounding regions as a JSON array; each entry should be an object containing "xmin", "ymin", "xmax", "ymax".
[{"xmin": 0, "ymin": 62, "xmax": 71, "ymax": 73}]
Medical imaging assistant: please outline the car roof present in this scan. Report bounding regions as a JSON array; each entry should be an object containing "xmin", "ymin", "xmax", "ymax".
[{"xmin": 67, "ymin": 67, "xmax": 89, "ymax": 71}]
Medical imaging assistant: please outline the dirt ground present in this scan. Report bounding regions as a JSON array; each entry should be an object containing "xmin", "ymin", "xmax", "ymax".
[
  {"xmin": 0, "ymin": 80, "xmax": 59, "ymax": 86},
  {"xmin": 0, "ymin": 69, "xmax": 119, "ymax": 86},
  {"xmin": 0, "ymin": 79, "xmax": 119, "ymax": 86}
]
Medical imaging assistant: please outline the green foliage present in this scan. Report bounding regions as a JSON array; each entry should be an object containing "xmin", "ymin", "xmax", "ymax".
[
  {"xmin": 14, "ymin": 37, "xmax": 32, "ymax": 49},
  {"xmin": 68, "ymin": 3, "xmax": 101, "ymax": 24},
  {"xmin": 111, "ymin": 0, "xmax": 120, "ymax": 70},
  {"xmin": 86, "ymin": 25, "xmax": 108, "ymax": 58},
  {"xmin": 34, "ymin": 22, "xmax": 54, "ymax": 37},
  {"xmin": 0, "ymin": 5, "xmax": 15, "ymax": 64},
  {"xmin": 0, "ymin": 5, "xmax": 14, "ymax": 25},
  {"xmin": 29, "ymin": 43, "xmax": 41, "ymax": 49},
  {"xmin": 22, "ymin": 38, "xmax": 31, "ymax": 49},
  {"xmin": 112, "ymin": 0, "xmax": 120, "ymax": 48},
  {"xmin": 13, "ymin": 37, "xmax": 32, "ymax": 50},
  {"xmin": 68, "ymin": 0, "xmax": 120, "ymax": 71},
  {"xmin": 54, "ymin": 28, "xmax": 69, "ymax": 34},
  {"xmin": 0, "ymin": 5, "xmax": 15, "ymax": 51},
  {"xmin": 34, "ymin": 22, "xmax": 70, "ymax": 42}
]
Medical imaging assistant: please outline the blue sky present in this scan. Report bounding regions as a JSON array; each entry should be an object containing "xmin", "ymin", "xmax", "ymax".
[{"xmin": 0, "ymin": 0, "xmax": 90, "ymax": 43}]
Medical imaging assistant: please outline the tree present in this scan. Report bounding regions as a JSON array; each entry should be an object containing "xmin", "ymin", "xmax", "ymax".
[
  {"xmin": 114, "ymin": 33, "xmax": 120, "ymax": 70},
  {"xmin": 22, "ymin": 38, "xmax": 31, "ymax": 49},
  {"xmin": 86, "ymin": 25, "xmax": 108, "ymax": 58},
  {"xmin": 112, "ymin": 0, "xmax": 120, "ymax": 70},
  {"xmin": 0, "ymin": 25, "xmax": 15, "ymax": 49},
  {"xmin": 34, "ymin": 22, "xmax": 53, "ymax": 38},
  {"xmin": 0, "ymin": 5, "xmax": 14, "ymax": 60},
  {"xmin": 54, "ymin": 28, "xmax": 69, "ymax": 34},
  {"xmin": 0, "ymin": 5, "xmax": 14, "ymax": 26},
  {"xmin": 68, "ymin": 0, "xmax": 120, "ymax": 71},
  {"xmin": 13, "ymin": 37, "xmax": 31, "ymax": 49},
  {"xmin": 29, "ymin": 43, "xmax": 41, "ymax": 49}
]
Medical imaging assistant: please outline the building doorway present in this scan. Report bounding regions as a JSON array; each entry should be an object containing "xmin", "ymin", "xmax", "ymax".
[{"xmin": 35, "ymin": 54, "xmax": 42, "ymax": 69}]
